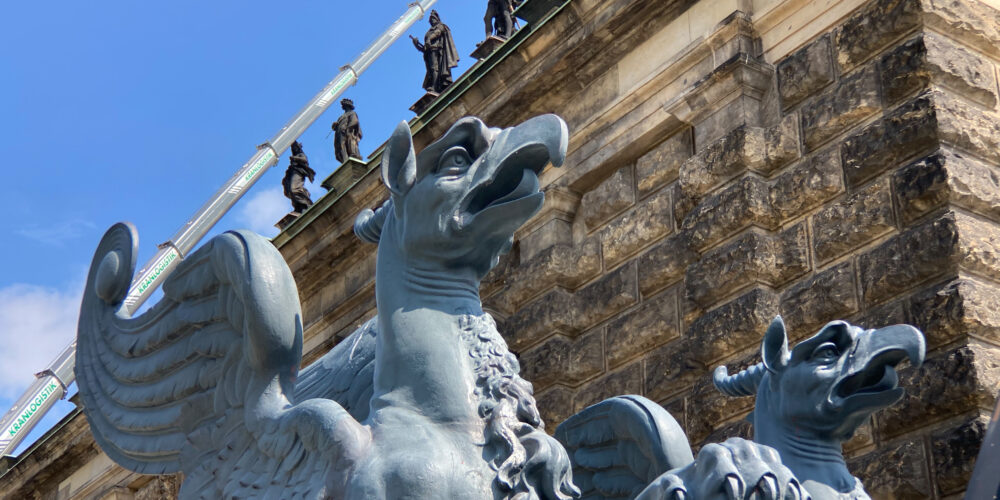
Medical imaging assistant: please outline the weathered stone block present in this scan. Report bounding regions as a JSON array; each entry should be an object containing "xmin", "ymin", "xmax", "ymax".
[
  {"xmin": 636, "ymin": 128, "xmax": 692, "ymax": 198},
  {"xmin": 843, "ymin": 420, "xmax": 875, "ymax": 456},
  {"xmin": 496, "ymin": 237, "xmax": 602, "ymax": 312},
  {"xmin": 905, "ymin": 279, "xmax": 972, "ymax": 349},
  {"xmin": 835, "ymin": 0, "xmax": 922, "ymax": 72},
  {"xmin": 676, "ymin": 120, "xmax": 800, "ymax": 218},
  {"xmin": 697, "ymin": 419, "xmax": 754, "ymax": 453},
  {"xmin": 928, "ymin": 277, "xmax": 1000, "ymax": 346},
  {"xmin": 841, "ymin": 92, "xmax": 939, "ymax": 188},
  {"xmin": 601, "ymin": 186, "xmax": 673, "ymax": 267},
  {"xmin": 858, "ymin": 213, "xmax": 957, "ymax": 304},
  {"xmin": 956, "ymin": 211, "xmax": 1000, "ymax": 283},
  {"xmin": 520, "ymin": 330, "xmax": 603, "ymax": 389},
  {"xmin": 504, "ymin": 288, "xmax": 578, "ymax": 351},
  {"xmin": 893, "ymin": 150, "xmax": 950, "ymax": 224},
  {"xmin": 858, "ymin": 297, "xmax": 908, "ymax": 332},
  {"xmin": 778, "ymin": 34, "xmax": 835, "ymax": 109},
  {"xmin": 645, "ymin": 338, "xmax": 706, "ymax": 402},
  {"xmin": 535, "ymin": 385, "xmax": 574, "ymax": 431},
  {"xmin": 685, "ymin": 377, "xmax": 755, "ymax": 446},
  {"xmin": 519, "ymin": 218, "xmax": 572, "ymax": 263},
  {"xmin": 681, "ymin": 176, "xmax": 776, "ymax": 251},
  {"xmin": 520, "ymin": 335, "xmax": 572, "ymax": 388},
  {"xmin": 755, "ymin": 113, "xmax": 802, "ymax": 176},
  {"xmin": 931, "ymin": 413, "xmax": 989, "ymax": 496},
  {"xmin": 573, "ymin": 361, "xmax": 643, "ymax": 413},
  {"xmin": 848, "ymin": 437, "xmax": 931, "ymax": 500},
  {"xmin": 881, "ymin": 32, "xmax": 997, "ymax": 107},
  {"xmin": 879, "ymin": 343, "xmax": 1000, "ymax": 438},
  {"xmin": 769, "ymin": 148, "xmax": 845, "ymax": 222},
  {"xmin": 677, "ymin": 129, "xmax": 752, "ymax": 200},
  {"xmin": 780, "ymin": 261, "xmax": 859, "ymax": 338},
  {"xmin": 933, "ymin": 89, "xmax": 1000, "ymax": 166},
  {"xmin": 922, "ymin": 0, "xmax": 1000, "ymax": 60},
  {"xmin": 580, "ymin": 165, "xmax": 635, "ymax": 231},
  {"xmin": 800, "ymin": 64, "xmax": 881, "ymax": 150},
  {"xmin": 637, "ymin": 232, "xmax": 699, "ymax": 297},
  {"xmin": 606, "ymin": 287, "xmax": 679, "ymax": 369},
  {"xmin": 940, "ymin": 150, "xmax": 1000, "ymax": 222},
  {"xmin": 812, "ymin": 177, "xmax": 896, "ymax": 263},
  {"xmin": 135, "ymin": 475, "xmax": 182, "ymax": 500},
  {"xmin": 686, "ymin": 226, "xmax": 809, "ymax": 310},
  {"xmin": 687, "ymin": 287, "xmax": 779, "ymax": 364},
  {"xmin": 573, "ymin": 261, "xmax": 639, "ymax": 330}
]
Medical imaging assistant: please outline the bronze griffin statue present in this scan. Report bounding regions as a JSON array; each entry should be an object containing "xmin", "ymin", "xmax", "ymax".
[
  {"xmin": 556, "ymin": 317, "xmax": 925, "ymax": 500},
  {"xmin": 76, "ymin": 115, "xmax": 578, "ymax": 499},
  {"xmin": 75, "ymin": 112, "xmax": 927, "ymax": 499}
]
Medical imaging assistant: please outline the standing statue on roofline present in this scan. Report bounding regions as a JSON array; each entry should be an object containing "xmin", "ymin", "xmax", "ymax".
[
  {"xmin": 332, "ymin": 98, "xmax": 362, "ymax": 163},
  {"xmin": 280, "ymin": 140, "xmax": 315, "ymax": 213},
  {"xmin": 410, "ymin": 10, "xmax": 459, "ymax": 94},
  {"xmin": 484, "ymin": 0, "xmax": 522, "ymax": 40}
]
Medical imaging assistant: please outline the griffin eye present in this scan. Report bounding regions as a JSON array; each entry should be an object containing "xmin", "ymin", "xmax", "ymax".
[
  {"xmin": 437, "ymin": 146, "xmax": 472, "ymax": 176},
  {"xmin": 812, "ymin": 342, "xmax": 840, "ymax": 363}
]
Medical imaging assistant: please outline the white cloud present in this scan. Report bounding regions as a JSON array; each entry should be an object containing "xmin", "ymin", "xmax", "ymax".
[
  {"xmin": 17, "ymin": 219, "xmax": 97, "ymax": 246},
  {"xmin": 235, "ymin": 185, "xmax": 290, "ymax": 238},
  {"xmin": 0, "ymin": 282, "xmax": 82, "ymax": 399}
]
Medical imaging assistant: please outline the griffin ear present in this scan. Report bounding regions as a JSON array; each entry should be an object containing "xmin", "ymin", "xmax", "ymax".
[
  {"xmin": 381, "ymin": 121, "xmax": 417, "ymax": 198},
  {"xmin": 762, "ymin": 316, "xmax": 790, "ymax": 373}
]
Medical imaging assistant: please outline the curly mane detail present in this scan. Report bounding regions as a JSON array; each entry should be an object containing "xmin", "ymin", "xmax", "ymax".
[{"xmin": 458, "ymin": 314, "xmax": 579, "ymax": 500}]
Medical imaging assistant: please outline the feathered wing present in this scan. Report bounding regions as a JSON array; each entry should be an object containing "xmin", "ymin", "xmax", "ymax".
[
  {"xmin": 293, "ymin": 318, "xmax": 377, "ymax": 422},
  {"xmin": 555, "ymin": 396, "xmax": 694, "ymax": 500},
  {"xmin": 76, "ymin": 224, "xmax": 372, "ymax": 499}
]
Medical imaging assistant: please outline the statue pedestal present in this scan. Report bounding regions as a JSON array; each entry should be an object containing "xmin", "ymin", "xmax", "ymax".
[
  {"xmin": 471, "ymin": 36, "xmax": 506, "ymax": 60},
  {"xmin": 321, "ymin": 157, "xmax": 370, "ymax": 194},
  {"xmin": 275, "ymin": 212, "xmax": 300, "ymax": 231},
  {"xmin": 409, "ymin": 92, "xmax": 440, "ymax": 115}
]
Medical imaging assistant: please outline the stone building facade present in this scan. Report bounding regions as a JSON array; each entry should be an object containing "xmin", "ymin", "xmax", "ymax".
[{"xmin": 3, "ymin": 0, "xmax": 1000, "ymax": 498}]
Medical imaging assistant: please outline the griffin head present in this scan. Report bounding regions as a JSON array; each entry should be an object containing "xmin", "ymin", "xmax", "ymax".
[
  {"xmin": 715, "ymin": 316, "xmax": 926, "ymax": 442},
  {"xmin": 355, "ymin": 115, "xmax": 568, "ymax": 278}
]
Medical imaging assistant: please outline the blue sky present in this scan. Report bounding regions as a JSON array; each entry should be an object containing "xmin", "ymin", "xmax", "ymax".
[{"xmin": 0, "ymin": 0, "xmax": 486, "ymax": 454}]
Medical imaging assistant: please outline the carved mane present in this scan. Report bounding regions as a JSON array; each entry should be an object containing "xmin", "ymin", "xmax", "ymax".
[{"xmin": 459, "ymin": 314, "xmax": 577, "ymax": 500}]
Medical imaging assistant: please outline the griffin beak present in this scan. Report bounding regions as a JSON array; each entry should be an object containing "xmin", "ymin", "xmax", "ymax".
[
  {"xmin": 834, "ymin": 325, "xmax": 926, "ymax": 410},
  {"xmin": 463, "ymin": 114, "xmax": 568, "ymax": 217}
]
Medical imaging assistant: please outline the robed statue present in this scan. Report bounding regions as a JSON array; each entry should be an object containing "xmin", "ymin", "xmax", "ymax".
[
  {"xmin": 332, "ymin": 98, "xmax": 362, "ymax": 163},
  {"xmin": 410, "ymin": 10, "xmax": 459, "ymax": 94},
  {"xmin": 280, "ymin": 140, "xmax": 315, "ymax": 213}
]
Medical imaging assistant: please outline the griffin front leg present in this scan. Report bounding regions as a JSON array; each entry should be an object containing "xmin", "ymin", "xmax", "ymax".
[{"xmin": 637, "ymin": 438, "xmax": 810, "ymax": 500}]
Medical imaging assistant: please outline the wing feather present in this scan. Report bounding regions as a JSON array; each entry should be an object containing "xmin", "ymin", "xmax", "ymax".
[
  {"xmin": 77, "ymin": 224, "xmax": 367, "ymax": 497},
  {"xmin": 555, "ymin": 395, "xmax": 694, "ymax": 500}
]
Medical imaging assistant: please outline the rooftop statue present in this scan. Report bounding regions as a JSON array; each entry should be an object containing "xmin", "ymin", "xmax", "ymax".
[
  {"xmin": 556, "ymin": 317, "xmax": 925, "ymax": 500},
  {"xmin": 332, "ymin": 98, "xmax": 362, "ymax": 163},
  {"xmin": 75, "ymin": 114, "xmax": 579, "ymax": 499},
  {"xmin": 410, "ymin": 10, "xmax": 459, "ymax": 94},
  {"xmin": 484, "ymin": 0, "xmax": 522, "ymax": 40},
  {"xmin": 281, "ymin": 140, "xmax": 316, "ymax": 213}
]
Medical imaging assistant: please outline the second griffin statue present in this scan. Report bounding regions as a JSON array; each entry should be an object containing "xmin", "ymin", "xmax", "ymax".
[{"xmin": 75, "ymin": 114, "xmax": 923, "ymax": 500}]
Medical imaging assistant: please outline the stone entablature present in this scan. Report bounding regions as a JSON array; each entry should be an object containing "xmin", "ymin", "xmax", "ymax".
[{"xmin": 3, "ymin": 0, "xmax": 1000, "ymax": 497}]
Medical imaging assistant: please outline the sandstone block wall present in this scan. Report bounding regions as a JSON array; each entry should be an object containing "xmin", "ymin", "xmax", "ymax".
[
  {"xmin": 472, "ymin": 1, "xmax": 1000, "ymax": 497},
  {"xmin": 274, "ymin": 0, "xmax": 1000, "ymax": 497}
]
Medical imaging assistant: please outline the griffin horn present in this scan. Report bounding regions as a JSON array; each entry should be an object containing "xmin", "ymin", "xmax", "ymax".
[
  {"xmin": 354, "ymin": 200, "xmax": 392, "ymax": 243},
  {"xmin": 713, "ymin": 362, "xmax": 767, "ymax": 397}
]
